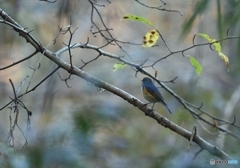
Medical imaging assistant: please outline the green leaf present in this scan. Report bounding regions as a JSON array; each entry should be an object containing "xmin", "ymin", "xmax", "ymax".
[
  {"xmin": 189, "ymin": 56, "xmax": 202, "ymax": 75},
  {"xmin": 198, "ymin": 33, "xmax": 221, "ymax": 52},
  {"xmin": 113, "ymin": 62, "xmax": 127, "ymax": 72},
  {"xmin": 121, "ymin": 14, "xmax": 155, "ymax": 27}
]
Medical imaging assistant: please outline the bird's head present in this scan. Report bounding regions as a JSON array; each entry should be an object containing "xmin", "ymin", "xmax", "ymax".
[{"xmin": 142, "ymin": 77, "xmax": 153, "ymax": 84}]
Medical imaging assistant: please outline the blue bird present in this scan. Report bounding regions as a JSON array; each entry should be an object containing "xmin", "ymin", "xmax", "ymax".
[{"xmin": 141, "ymin": 77, "xmax": 172, "ymax": 114}]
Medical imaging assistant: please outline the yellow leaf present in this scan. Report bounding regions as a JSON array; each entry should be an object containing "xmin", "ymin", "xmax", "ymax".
[
  {"xmin": 198, "ymin": 33, "xmax": 221, "ymax": 52},
  {"xmin": 219, "ymin": 52, "xmax": 230, "ymax": 71},
  {"xmin": 142, "ymin": 29, "xmax": 159, "ymax": 47}
]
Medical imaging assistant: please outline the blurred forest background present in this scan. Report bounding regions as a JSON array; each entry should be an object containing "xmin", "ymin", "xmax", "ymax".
[{"xmin": 0, "ymin": 0, "xmax": 240, "ymax": 167}]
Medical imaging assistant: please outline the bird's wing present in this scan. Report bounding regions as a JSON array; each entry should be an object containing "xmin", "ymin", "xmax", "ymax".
[
  {"xmin": 144, "ymin": 84, "xmax": 164, "ymax": 101},
  {"xmin": 144, "ymin": 83, "xmax": 172, "ymax": 114}
]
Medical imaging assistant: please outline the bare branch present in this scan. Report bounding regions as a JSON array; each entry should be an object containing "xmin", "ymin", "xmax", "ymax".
[
  {"xmin": 88, "ymin": 0, "xmax": 132, "ymax": 58},
  {"xmin": 0, "ymin": 51, "xmax": 38, "ymax": 71},
  {"xmin": 1, "ymin": 67, "xmax": 60, "ymax": 111},
  {"xmin": 135, "ymin": 0, "xmax": 183, "ymax": 16},
  {"xmin": 188, "ymin": 126, "xmax": 197, "ymax": 151}
]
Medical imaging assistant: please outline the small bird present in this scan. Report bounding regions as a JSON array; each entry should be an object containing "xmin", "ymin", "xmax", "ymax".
[{"xmin": 141, "ymin": 77, "xmax": 172, "ymax": 114}]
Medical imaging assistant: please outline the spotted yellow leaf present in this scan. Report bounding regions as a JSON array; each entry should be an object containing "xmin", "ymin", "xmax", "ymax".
[
  {"xmin": 142, "ymin": 29, "xmax": 159, "ymax": 47},
  {"xmin": 219, "ymin": 52, "xmax": 229, "ymax": 71},
  {"xmin": 198, "ymin": 33, "xmax": 221, "ymax": 53},
  {"xmin": 121, "ymin": 14, "xmax": 155, "ymax": 27}
]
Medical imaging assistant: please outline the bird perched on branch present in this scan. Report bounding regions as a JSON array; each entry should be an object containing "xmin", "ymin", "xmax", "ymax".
[{"xmin": 141, "ymin": 77, "xmax": 172, "ymax": 114}]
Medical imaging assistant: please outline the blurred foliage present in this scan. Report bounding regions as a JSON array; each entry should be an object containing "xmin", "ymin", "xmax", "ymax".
[
  {"xmin": 181, "ymin": 0, "xmax": 240, "ymax": 38},
  {"xmin": 181, "ymin": 0, "xmax": 210, "ymax": 37}
]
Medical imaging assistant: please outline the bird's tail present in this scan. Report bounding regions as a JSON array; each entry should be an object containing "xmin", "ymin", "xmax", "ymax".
[{"xmin": 161, "ymin": 101, "xmax": 172, "ymax": 114}]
